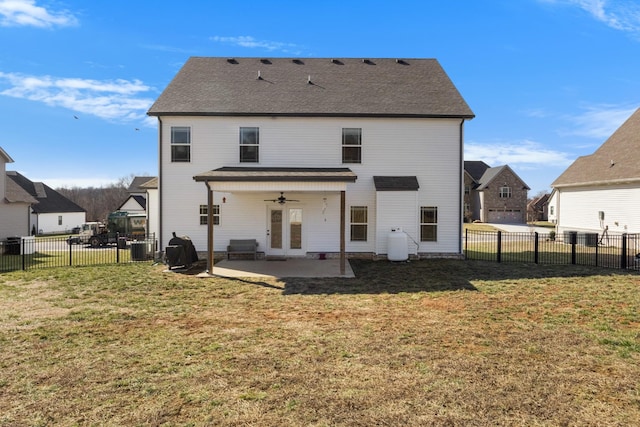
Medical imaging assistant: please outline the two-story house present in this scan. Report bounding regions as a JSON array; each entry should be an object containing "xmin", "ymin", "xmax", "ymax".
[
  {"xmin": 148, "ymin": 57, "xmax": 474, "ymax": 269},
  {"xmin": 464, "ymin": 161, "xmax": 530, "ymax": 223}
]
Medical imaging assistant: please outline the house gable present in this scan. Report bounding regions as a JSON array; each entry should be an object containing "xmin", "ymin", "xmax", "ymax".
[{"xmin": 553, "ymin": 108, "xmax": 640, "ymax": 188}]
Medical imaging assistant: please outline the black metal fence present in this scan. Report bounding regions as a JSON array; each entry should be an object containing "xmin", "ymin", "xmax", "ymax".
[
  {"xmin": 465, "ymin": 230, "xmax": 640, "ymax": 271},
  {"xmin": 0, "ymin": 234, "xmax": 157, "ymax": 273}
]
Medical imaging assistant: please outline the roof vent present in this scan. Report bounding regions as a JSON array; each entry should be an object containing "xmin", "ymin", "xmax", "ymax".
[
  {"xmin": 396, "ymin": 59, "xmax": 409, "ymax": 65},
  {"xmin": 260, "ymin": 58, "xmax": 272, "ymax": 64},
  {"xmin": 227, "ymin": 58, "xmax": 238, "ymax": 64},
  {"xmin": 362, "ymin": 59, "xmax": 375, "ymax": 65},
  {"xmin": 331, "ymin": 59, "xmax": 343, "ymax": 65},
  {"xmin": 292, "ymin": 59, "xmax": 304, "ymax": 65},
  {"xmin": 307, "ymin": 75, "xmax": 312, "ymax": 85},
  {"xmin": 257, "ymin": 70, "xmax": 263, "ymax": 80}
]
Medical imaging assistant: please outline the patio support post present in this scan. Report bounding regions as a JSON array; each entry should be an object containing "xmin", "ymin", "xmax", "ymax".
[
  {"xmin": 206, "ymin": 181, "xmax": 214, "ymax": 274},
  {"xmin": 340, "ymin": 190, "xmax": 345, "ymax": 275}
]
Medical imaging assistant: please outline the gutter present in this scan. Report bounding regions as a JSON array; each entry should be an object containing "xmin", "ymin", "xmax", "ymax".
[
  {"xmin": 158, "ymin": 117, "xmax": 163, "ymax": 250},
  {"xmin": 459, "ymin": 118, "xmax": 464, "ymax": 254},
  {"xmin": 553, "ymin": 177, "xmax": 640, "ymax": 188}
]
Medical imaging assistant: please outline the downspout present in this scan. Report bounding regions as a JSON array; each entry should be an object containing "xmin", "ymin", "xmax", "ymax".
[
  {"xmin": 206, "ymin": 181, "xmax": 214, "ymax": 274},
  {"xmin": 458, "ymin": 119, "xmax": 464, "ymax": 254},
  {"xmin": 157, "ymin": 117, "xmax": 163, "ymax": 251}
]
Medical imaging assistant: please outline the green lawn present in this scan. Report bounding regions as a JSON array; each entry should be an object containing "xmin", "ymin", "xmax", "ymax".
[{"xmin": 1, "ymin": 260, "xmax": 639, "ymax": 426}]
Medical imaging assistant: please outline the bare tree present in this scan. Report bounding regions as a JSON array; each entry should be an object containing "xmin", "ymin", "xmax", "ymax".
[{"xmin": 57, "ymin": 177, "xmax": 130, "ymax": 222}]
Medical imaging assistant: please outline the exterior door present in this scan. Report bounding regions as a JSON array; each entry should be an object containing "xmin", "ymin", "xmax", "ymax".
[{"xmin": 267, "ymin": 207, "xmax": 304, "ymax": 256}]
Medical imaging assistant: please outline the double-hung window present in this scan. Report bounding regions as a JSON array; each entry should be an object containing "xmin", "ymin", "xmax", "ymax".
[
  {"xmin": 499, "ymin": 186, "xmax": 512, "ymax": 198},
  {"xmin": 171, "ymin": 126, "xmax": 191, "ymax": 162},
  {"xmin": 350, "ymin": 206, "xmax": 368, "ymax": 241},
  {"xmin": 199, "ymin": 204, "xmax": 220, "ymax": 225},
  {"xmin": 420, "ymin": 206, "xmax": 438, "ymax": 242},
  {"xmin": 240, "ymin": 127, "xmax": 259, "ymax": 163},
  {"xmin": 342, "ymin": 128, "xmax": 361, "ymax": 163}
]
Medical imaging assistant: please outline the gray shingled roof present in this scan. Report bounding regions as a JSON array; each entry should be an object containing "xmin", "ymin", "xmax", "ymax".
[
  {"xmin": 552, "ymin": 108, "xmax": 640, "ymax": 187},
  {"xmin": 464, "ymin": 161, "xmax": 491, "ymax": 183},
  {"xmin": 373, "ymin": 176, "xmax": 419, "ymax": 191},
  {"xmin": 7, "ymin": 171, "xmax": 85, "ymax": 213},
  {"xmin": 476, "ymin": 165, "xmax": 530, "ymax": 190},
  {"xmin": 148, "ymin": 57, "xmax": 474, "ymax": 118},
  {"xmin": 5, "ymin": 176, "xmax": 37, "ymax": 204},
  {"xmin": 127, "ymin": 176, "xmax": 155, "ymax": 193},
  {"xmin": 193, "ymin": 167, "xmax": 357, "ymax": 182}
]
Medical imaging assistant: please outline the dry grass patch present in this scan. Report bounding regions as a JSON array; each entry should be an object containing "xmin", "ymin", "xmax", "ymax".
[{"xmin": 0, "ymin": 261, "xmax": 639, "ymax": 426}]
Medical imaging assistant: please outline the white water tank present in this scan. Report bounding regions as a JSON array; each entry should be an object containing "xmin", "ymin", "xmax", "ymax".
[{"xmin": 387, "ymin": 228, "xmax": 408, "ymax": 261}]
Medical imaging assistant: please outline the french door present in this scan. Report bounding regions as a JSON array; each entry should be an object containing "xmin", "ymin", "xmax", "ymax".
[{"xmin": 267, "ymin": 207, "xmax": 304, "ymax": 256}]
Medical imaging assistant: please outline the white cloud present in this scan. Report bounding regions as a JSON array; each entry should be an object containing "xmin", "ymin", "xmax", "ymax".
[
  {"xmin": 211, "ymin": 35, "xmax": 304, "ymax": 54},
  {"xmin": 561, "ymin": 104, "xmax": 636, "ymax": 138},
  {"xmin": 0, "ymin": 0, "xmax": 78, "ymax": 28},
  {"xmin": 465, "ymin": 140, "xmax": 575, "ymax": 167},
  {"xmin": 0, "ymin": 71, "xmax": 155, "ymax": 124},
  {"xmin": 540, "ymin": 0, "xmax": 640, "ymax": 37}
]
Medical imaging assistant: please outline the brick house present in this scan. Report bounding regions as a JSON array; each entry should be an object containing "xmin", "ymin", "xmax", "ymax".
[{"xmin": 464, "ymin": 161, "xmax": 530, "ymax": 224}]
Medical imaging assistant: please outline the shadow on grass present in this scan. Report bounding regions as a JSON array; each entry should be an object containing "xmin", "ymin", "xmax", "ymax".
[
  {"xmin": 282, "ymin": 259, "xmax": 479, "ymax": 295},
  {"xmin": 171, "ymin": 258, "xmax": 637, "ymax": 296},
  {"xmin": 281, "ymin": 259, "xmax": 638, "ymax": 295}
]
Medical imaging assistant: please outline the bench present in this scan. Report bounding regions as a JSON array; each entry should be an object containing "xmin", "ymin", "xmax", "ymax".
[{"xmin": 227, "ymin": 239, "xmax": 258, "ymax": 260}]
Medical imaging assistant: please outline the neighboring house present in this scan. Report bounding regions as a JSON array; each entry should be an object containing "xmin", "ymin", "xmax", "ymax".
[
  {"xmin": 0, "ymin": 147, "xmax": 38, "ymax": 240},
  {"xmin": 139, "ymin": 177, "xmax": 159, "ymax": 240},
  {"xmin": 6, "ymin": 171, "xmax": 86, "ymax": 235},
  {"xmin": 527, "ymin": 193, "xmax": 550, "ymax": 222},
  {"xmin": 147, "ymin": 57, "xmax": 474, "ymax": 266},
  {"xmin": 551, "ymin": 107, "xmax": 640, "ymax": 235},
  {"xmin": 117, "ymin": 176, "xmax": 155, "ymax": 214},
  {"xmin": 464, "ymin": 161, "xmax": 530, "ymax": 224}
]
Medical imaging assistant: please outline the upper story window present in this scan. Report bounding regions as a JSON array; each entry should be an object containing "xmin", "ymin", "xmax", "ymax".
[
  {"xmin": 420, "ymin": 206, "xmax": 438, "ymax": 242},
  {"xmin": 350, "ymin": 206, "xmax": 368, "ymax": 241},
  {"xmin": 199, "ymin": 204, "xmax": 220, "ymax": 225},
  {"xmin": 342, "ymin": 128, "xmax": 361, "ymax": 164},
  {"xmin": 464, "ymin": 185, "xmax": 471, "ymax": 195},
  {"xmin": 240, "ymin": 127, "xmax": 259, "ymax": 163},
  {"xmin": 499, "ymin": 186, "xmax": 512, "ymax": 198},
  {"xmin": 171, "ymin": 126, "xmax": 191, "ymax": 162}
]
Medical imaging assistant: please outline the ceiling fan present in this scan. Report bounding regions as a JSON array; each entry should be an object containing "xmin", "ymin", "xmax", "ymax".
[{"xmin": 264, "ymin": 192, "xmax": 299, "ymax": 204}]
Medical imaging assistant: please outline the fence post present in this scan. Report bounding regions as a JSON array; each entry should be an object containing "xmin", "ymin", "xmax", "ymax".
[
  {"xmin": 21, "ymin": 238, "xmax": 26, "ymax": 271},
  {"xmin": 69, "ymin": 238, "xmax": 73, "ymax": 266},
  {"xmin": 116, "ymin": 232, "xmax": 120, "ymax": 264},
  {"xmin": 621, "ymin": 233, "xmax": 627, "ymax": 270},
  {"xmin": 534, "ymin": 232, "xmax": 539, "ymax": 264},
  {"xmin": 464, "ymin": 228, "xmax": 468, "ymax": 257},
  {"xmin": 571, "ymin": 232, "xmax": 577, "ymax": 265},
  {"xmin": 497, "ymin": 231, "xmax": 502, "ymax": 263}
]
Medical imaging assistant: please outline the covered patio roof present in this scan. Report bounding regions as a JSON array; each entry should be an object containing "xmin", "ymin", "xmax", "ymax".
[{"xmin": 193, "ymin": 167, "xmax": 358, "ymax": 183}]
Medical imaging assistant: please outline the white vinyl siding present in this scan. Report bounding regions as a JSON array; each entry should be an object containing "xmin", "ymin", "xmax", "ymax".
[
  {"xmin": 555, "ymin": 185, "xmax": 640, "ymax": 234},
  {"xmin": 35, "ymin": 212, "xmax": 86, "ymax": 235},
  {"xmin": 375, "ymin": 191, "xmax": 417, "ymax": 255},
  {"xmin": 159, "ymin": 116, "xmax": 463, "ymax": 254}
]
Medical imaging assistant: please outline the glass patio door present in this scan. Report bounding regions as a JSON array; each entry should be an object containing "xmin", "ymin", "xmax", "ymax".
[{"xmin": 268, "ymin": 207, "xmax": 304, "ymax": 256}]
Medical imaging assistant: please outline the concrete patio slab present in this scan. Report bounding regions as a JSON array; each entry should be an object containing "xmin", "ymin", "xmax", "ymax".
[{"xmin": 197, "ymin": 258, "xmax": 355, "ymax": 279}]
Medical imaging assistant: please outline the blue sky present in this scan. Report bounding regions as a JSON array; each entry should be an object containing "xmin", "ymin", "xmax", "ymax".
[{"xmin": 1, "ymin": 0, "xmax": 639, "ymax": 195}]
